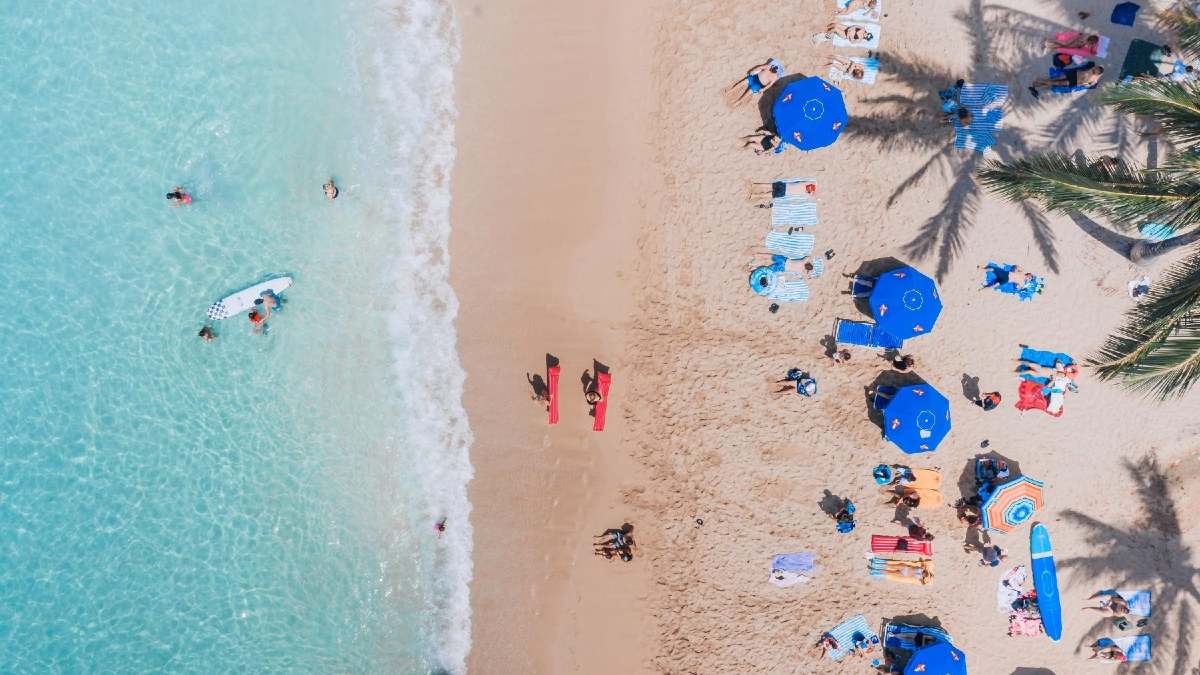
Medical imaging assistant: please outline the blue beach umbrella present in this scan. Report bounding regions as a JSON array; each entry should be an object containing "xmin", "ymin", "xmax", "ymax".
[
  {"xmin": 772, "ymin": 77, "xmax": 848, "ymax": 151},
  {"xmin": 981, "ymin": 475, "xmax": 1045, "ymax": 533},
  {"xmin": 870, "ymin": 266, "xmax": 943, "ymax": 341},
  {"xmin": 904, "ymin": 642, "xmax": 967, "ymax": 675},
  {"xmin": 882, "ymin": 384, "xmax": 951, "ymax": 454}
]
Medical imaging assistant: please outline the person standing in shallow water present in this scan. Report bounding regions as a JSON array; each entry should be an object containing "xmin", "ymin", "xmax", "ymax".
[
  {"xmin": 198, "ymin": 326, "xmax": 216, "ymax": 342},
  {"xmin": 323, "ymin": 177, "xmax": 338, "ymax": 200}
]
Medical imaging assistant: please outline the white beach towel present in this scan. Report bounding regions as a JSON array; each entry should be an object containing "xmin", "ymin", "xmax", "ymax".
[
  {"xmin": 828, "ymin": 21, "xmax": 881, "ymax": 50},
  {"xmin": 997, "ymin": 565, "xmax": 1027, "ymax": 611},
  {"xmin": 836, "ymin": 0, "xmax": 882, "ymax": 21},
  {"xmin": 828, "ymin": 56, "xmax": 880, "ymax": 85},
  {"xmin": 769, "ymin": 570, "xmax": 811, "ymax": 587}
]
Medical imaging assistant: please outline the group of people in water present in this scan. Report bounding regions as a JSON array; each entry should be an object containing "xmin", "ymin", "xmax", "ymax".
[{"xmin": 186, "ymin": 176, "xmax": 341, "ymax": 341}]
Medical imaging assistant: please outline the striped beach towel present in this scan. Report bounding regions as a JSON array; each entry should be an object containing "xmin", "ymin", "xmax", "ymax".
[
  {"xmin": 824, "ymin": 614, "xmax": 880, "ymax": 661},
  {"xmin": 771, "ymin": 196, "xmax": 819, "ymax": 229},
  {"xmin": 828, "ymin": 56, "xmax": 879, "ymax": 85},
  {"xmin": 954, "ymin": 84, "xmax": 1007, "ymax": 153},
  {"xmin": 765, "ymin": 230, "xmax": 815, "ymax": 259},
  {"xmin": 871, "ymin": 534, "xmax": 933, "ymax": 557},
  {"xmin": 768, "ymin": 277, "xmax": 811, "ymax": 303},
  {"xmin": 807, "ymin": 256, "xmax": 825, "ymax": 278},
  {"xmin": 1105, "ymin": 635, "xmax": 1152, "ymax": 662}
]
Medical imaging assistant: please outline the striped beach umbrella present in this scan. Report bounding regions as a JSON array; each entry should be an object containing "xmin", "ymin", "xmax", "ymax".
[{"xmin": 981, "ymin": 476, "xmax": 1045, "ymax": 533}]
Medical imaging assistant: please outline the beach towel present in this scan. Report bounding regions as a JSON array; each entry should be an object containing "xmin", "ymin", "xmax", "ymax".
[
  {"xmin": 807, "ymin": 255, "xmax": 825, "ymax": 278},
  {"xmin": 769, "ymin": 551, "xmax": 815, "ymax": 587},
  {"xmin": 1097, "ymin": 589, "xmax": 1152, "ymax": 617},
  {"xmin": 1098, "ymin": 635, "xmax": 1152, "ymax": 661},
  {"xmin": 826, "ymin": 21, "xmax": 881, "ymax": 50},
  {"xmin": 1048, "ymin": 65, "xmax": 1098, "ymax": 94},
  {"xmin": 769, "ymin": 277, "xmax": 811, "ymax": 303},
  {"xmin": 1111, "ymin": 2, "xmax": 1140, "ymax": 26},
  {"xmin": 902, "ymin": 486, "xmax": 944, "ymax": 509},
  {"xmin": 824, "ymin": 614, "xmax": 880, "ymax": 661},
  {"xmin": 836, "ymin": 0, "xmax": 882, "ymax": 22},
  {"xmin": 1120, "ymin": 39, "xmax": 1161, "ymax": 81},
  {"xmin": 998, "ymin": 566, "xmax": 1028, "ymax": 611},
  {"xmin": 1008, "ymin": 610, "xmax": 1045, "ymax": 637},
  {"xmin": 1016, "ymin": 379, "xmax": 1063, "ymax": 417},
  {"xmin": 1128, "ymin": 275, "xmax": 1151, "ymax": 301},
  {"xmin": 591, "ymin": 371, "xmax": 611, "ymax": 431},
  {"xmin": 771, "ymin": 196, "xmax": 819, "ymax": 229},
  {"xmin": 1019, "ymin": 346, "xmax": 1074, "ymax": 367},
  {"xmin": 871, "ymin": 535, "xmax": 933, "ymax": 557},
  {"xmin": 869, "ymin": 557, "xmax": 933, "ymax": 585},
  {"xmin": 954, "ymin": 84, "xmax": 1007, "ymax": 153},
  {"xmin": 984, "ymin": 262, "xmax": 1042, "ymax": 300},
  {"xmin": 765, "ymin": 230, "xmax": 816, "ymax": 259},
  {"xmin": 1053, "ymin": 31, "xmax": 1111, "ymax": 59},
  {"xmin": 547, "ymin": 365, "xmax": 561, "ymax": 425},
  {"xmin": 828, "ymin": 56, "xmax": 880, "ymax": 85},
  {"xmin": 901, "ymin": 468, "xmax": 942, "ymax": 490}
]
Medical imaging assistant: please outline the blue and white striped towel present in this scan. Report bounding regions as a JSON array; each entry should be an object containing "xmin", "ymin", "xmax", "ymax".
[
  {"xmin": 954, "ymin": 84, "xmax": 1007, "ymax": 153},
  {"xmin": 768, "ymin": 277, "xmax": 811, "ymax": 303},
  {"xmin": 825, "ymin": 614, "xmax": 879, "ymax": 661},
  {"xmin": 1117, "ymin": 590, "xmax": 1152, "ymax": 617},
  {"xmin": 765, "ymin": 230, "xmax": 815, "ymax": 259},
  {"xmin": 771, "ymin": 196, "xmax": 819, "ymax": 228},
  {"xmin": 807, "ymin": 256, "xmax": 825, "ymax": 278},
  {"xmin": 1112, "ymin": 635, "xmax": 1152, "ymax": 662}
]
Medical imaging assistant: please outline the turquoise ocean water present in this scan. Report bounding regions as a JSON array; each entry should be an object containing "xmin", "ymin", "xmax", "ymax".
[{"xmin": 0, "ymin": 2, "xmax": 471, "ymax": 672}]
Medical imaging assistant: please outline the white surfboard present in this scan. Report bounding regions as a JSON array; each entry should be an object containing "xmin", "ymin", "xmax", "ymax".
[{"xmin": 206, "ymin": 276, "xmax": 293, "ymax": 320}]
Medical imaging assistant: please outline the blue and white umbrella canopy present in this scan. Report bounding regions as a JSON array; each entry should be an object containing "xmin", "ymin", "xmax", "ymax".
[
  {"xmin": 904, "ymin": 642, "xmax": 967, "ymax": 675},
  {"xmin": 882, "ymin": 384, "xmax": 951, "ymax": 454},
  {"xmin": 772, "ymin": 76, "xmax": 848, "ymax": 151},
  {"xmin": 869, "ymin": 266, "xmax": 943, "ymax": 341}
]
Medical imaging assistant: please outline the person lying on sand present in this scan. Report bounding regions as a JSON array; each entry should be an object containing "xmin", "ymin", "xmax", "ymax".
[
  {"xmin": 812, "ymin": 23, "xmax": 874, "ymax": 45},
  {"xmin": 1045, "ymin": 33, "xmax": 1099, "ymax": 52},
  {"xmin": 811, "ymin": 633, "xmax": 839, "ymax": 659},
  {"xmin": 1084, "ymin": 591, "xmax": 1131, "ymax": 617},
  {"xmin": 881, "ymin": 489, "xmax": 921, "ymax": 509},
  {"xmin": 836, "ymin": 0, "xmax": 880, "ymax": 19},
  {"xmin": 724, "ymin": 59, "xmax": 784, "ymax": 107},
  {"xmin": 739, "ymin": 130, "xmax": 779, "ymax": 155},
  {"xmin": 1029, "ymin": 63, "xmax": 1103, "ymax": 98}
]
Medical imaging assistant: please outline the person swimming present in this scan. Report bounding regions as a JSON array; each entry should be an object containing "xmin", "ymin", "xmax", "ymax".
[
  {"xmin": 166, "ymin": 186, "xmax": 191, "ymax": 207},
  {"xmin": 248, "ymin": 309, "xmax": 265, "ymax": 334},
  {"xmin": 323, "ymin": 178, "xmax": 338, "ymax": 200},
  {"xmin": 434, "ymin": 517, "xmax": 447, "ymax": 536},
  {"xmin": 198, "ymin": 325, "xmax": 216, "ymax": 342}
]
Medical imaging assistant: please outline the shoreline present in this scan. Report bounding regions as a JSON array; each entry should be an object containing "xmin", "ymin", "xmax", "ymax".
[{"xmin": 449, "ymin": 1, "xmax": 660, "ymax": 672}]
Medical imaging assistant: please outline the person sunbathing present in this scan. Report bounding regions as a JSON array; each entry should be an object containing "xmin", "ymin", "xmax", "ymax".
[
  {"xmin": 1029, "ymin": 63, "xmax": 1103, "ymax": 98},
  {"xmin": 836, "ymin": 0, "xmax": 880, "ymax": 18},
  {"xmin": 813, "ymin": 23, "xmax": 874, "ymax": 45},
  {"xmin": 827, "ymin": 56, "xmax": 867, "ymax": 82},
  {"xmin": 1088, "ymin": 640, "xmax": 1127, "ymax": 662},
  {"xmin": 880, "ymin": 488, "xmax": 922, "ymax": 509},
  {"xmin": 1045, "ymin": 33, "xmax": 1099, "ymax": 52},
  {"xmin": 739, "ymin": 130, "xmax": 779, "ymax": 155},
  {"xmin": 879, "ymin": 559, "xmax": 934, "ymax": 585},
  {"xmin": 945, "ymin": 106, "xmax": 972, "ymax": 128},
  {"xmin": 725, "ymin": 59, "xmax": 784, "ymax": 107},
  {"xmin": 1084, "ymin": 591, "xmax": 1131, "ymax": 617},
  {"xmin": 811, "ymin": 633, "xmax": 840, "ymax": 659}
]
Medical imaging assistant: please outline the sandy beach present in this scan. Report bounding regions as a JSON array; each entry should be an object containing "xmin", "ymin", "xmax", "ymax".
[{"xmin": 453, "ymin": 0, "xmax": 1200, "ymax": 673}]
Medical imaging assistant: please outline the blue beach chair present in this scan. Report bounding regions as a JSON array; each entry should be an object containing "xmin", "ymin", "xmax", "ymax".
[
  {"xmin": 872, "ymin": 385, "xmax": 897, "ymax": 411},
  {"xmin": 835, "ymin": 318, "xmax": 905, "ymax": 350}
]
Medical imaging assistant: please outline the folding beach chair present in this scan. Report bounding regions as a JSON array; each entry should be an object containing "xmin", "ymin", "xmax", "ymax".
[
  {"xmin": 872, "ymin": 385, "xmax": 897, "ymax": 411},
  {"xmin": 848, "ymin": 274, "xmax": 875, "ymax": 297},
  {"xmin": 835, "ymin": 318, "xmax": 904, "ymax": 350}
]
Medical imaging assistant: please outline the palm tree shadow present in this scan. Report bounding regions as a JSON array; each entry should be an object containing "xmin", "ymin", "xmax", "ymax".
[{"xmin": 1057, "ymin": 453, "xmax": 1200, "ymax": 674}]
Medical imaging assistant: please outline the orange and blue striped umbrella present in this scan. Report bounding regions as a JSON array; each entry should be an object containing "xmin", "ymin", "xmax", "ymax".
[{"xmin": 981, "ymin": 476, "xmax": 1044, "ymax": 533}]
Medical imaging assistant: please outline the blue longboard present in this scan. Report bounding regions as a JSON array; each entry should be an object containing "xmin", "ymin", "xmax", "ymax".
[{"xmin": 1030, "ymin": 523, "xmax": 1063, "ymax": 641}]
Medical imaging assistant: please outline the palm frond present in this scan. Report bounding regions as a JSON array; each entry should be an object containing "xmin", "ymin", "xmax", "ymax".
[
  {"xmin": 978, "ymin": 153, "xmax": 1200, "ymax": 228},
  {"xmin": 1088, "ymin": 252, "xmax": 1200, "ymax": 399},
  {"xmin": 1158, "ymin": 4, "xmax": 1200, "ymax": 59},
  {"xmin": 1098, "ymin": 79, "xmax": 1200, "ymax": 148}
]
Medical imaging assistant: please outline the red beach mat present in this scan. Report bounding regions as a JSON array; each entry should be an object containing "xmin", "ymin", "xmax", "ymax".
[
  {"xmin": 547, "ymin": 365, "xmax": 561, "ymax": 425},
  {"xmin": 871, "ymin": 534, "xmax": 933, "ymax": 557},
  {"xmin": 592, "ymin": 371, "xmax": 612, "ymax": 431},
  {"xmin": 1016, "ymin": 380, "xmax": 1062, "ymax": 417}
]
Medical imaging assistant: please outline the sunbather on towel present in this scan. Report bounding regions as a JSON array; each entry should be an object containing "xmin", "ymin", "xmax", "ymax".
[
  {"xmin": 1029, "ymin": 63, "xmax": 1103, "ymax": 98},
  {"xmin": 811, "ymin": 633, "xmax": 840, "ymax": 659},
  {"xmin": 1045, "ymin": 33, "xmax": 1100, "ymax": 52},
  {"xmin": 725, "ymin": 59, "xmax": 784, "ymax": 107},
  {"xmin": 945, "ymin": 106, "xmax": 972, "ymax": 128},
  {"xmin": 879, "ymin": 559, "xmax": 934, "ymax": 585},
  {"xmin": 1084, "ymin": 591, "xmax": 1131, "ymax": 617},
  {"xmin": 836, "ymin": 0, "xmax": 880, "ymax": 19},
  {"xmin": 827, "ymin": 56, "xmax": 868, "ymax": 82},
  {"xmin": 812, "ymin": 23, "xmax": 874, "ymax": 45},
  {"xmin": 747, "ymin": 179, "xmax": 816, "ymax": 203},
  {"xmin": 1089, "ymin": 639, "xmax": 1127, "ymax": 662},
  {"xmin": 979, "ymin": 262, "xmax": 1031, "ymax": 290}
]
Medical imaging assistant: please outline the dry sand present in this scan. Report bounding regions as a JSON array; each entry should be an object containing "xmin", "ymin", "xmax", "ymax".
[{"xmin": 453, "ymin": 0, "xmax": 1200, "ymax": 673}]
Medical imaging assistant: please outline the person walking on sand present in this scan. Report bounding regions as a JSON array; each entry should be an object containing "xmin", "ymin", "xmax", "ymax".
[
  {"xmin": 724, "ymin": 58, "xmax": 784, "ymax": 107},
  {"xmin": 979, "ymin": 544, "xmax": 1007, "ymax": 567}
]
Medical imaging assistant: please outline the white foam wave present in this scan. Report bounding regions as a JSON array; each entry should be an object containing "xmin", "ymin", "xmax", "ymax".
[{"xmin": 354, "ymin": 1, "xmax": 471, "ymax": 672}]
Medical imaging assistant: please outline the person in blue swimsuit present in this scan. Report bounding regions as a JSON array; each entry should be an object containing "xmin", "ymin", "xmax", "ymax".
[{"xmin": 724, "ymin": 58, "xmax": 784, "ymax": 107}]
